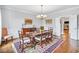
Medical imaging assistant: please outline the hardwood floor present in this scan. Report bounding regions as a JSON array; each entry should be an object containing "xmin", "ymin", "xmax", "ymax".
[
  {"xmin": 0, "ymin": 40, "xmax": 14, "ymax": 53},
  {"xmin": 53, "ymin": 29, "xmax": 76, "ymax": 53}
]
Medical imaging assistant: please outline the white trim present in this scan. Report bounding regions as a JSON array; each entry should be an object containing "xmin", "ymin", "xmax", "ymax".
[{"xmin": 2, "ymin": 6, "xmax": 37, "ymax": 16}]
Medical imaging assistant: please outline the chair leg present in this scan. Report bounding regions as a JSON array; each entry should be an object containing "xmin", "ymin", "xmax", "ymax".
[
  {"xmin": 21, "ymin": 44, "xmax": 24, "ymax": 52},
  {"xmin": 5, "ymin": 39, "xmax": 8, "ymax": 44}
]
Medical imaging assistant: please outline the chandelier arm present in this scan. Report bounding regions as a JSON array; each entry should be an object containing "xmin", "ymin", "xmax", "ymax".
[{"xmin": 41, "ymin": 5, "xmax": 43, "ymax": 15}]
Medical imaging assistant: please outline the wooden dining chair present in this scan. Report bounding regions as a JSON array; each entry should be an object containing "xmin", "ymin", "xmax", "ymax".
[
  {"xmin": 18, "ymin": 30, "xmax": 25, "ymax": 52},
  {"xmin": 2, "ymin": 27, "xmax": 11, "ymax": 44}
]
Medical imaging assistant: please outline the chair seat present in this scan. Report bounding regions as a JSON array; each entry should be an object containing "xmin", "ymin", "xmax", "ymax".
[
  {"xmin": 35, "ymin": 37, "xmax": 46, "ymax": 41},
  {"xmin": 20, "ymin": 37, "xmax": 30, "ymax": 44}
]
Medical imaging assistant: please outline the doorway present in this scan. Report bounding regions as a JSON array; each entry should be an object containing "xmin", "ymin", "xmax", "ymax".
[{"xmin": 63, "ymin": 21, "xmax": 69, "ymax": 39}]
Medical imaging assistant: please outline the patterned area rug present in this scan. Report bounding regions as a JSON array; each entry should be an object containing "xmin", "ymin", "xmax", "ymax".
[{"xmin": 12, "ymin": 38, "xmax": 63, "ymax": 53}]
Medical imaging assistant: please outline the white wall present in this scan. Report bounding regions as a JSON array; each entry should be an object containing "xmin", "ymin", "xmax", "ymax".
[
  {"xmin": 2, "ymin": 8, "xmax": 41, "ymax": 38},
  {"xmin": 53, "ymin": 17, "xmax": 61, "ymax": 37},
  {"xmin": 77, "ymin": 15, "xmax": 79, "ymax": 40},
  {"xmin": 69, "ymin": 15, "xmax": 77, "ymax": 40}
]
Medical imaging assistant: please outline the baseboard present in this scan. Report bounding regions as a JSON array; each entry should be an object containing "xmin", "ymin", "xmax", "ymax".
[
  {"xmin": 53, "ymin": 34, "xmax": 63, "ymax": 39},
  {"xmin": 70, "ymin": 38, "xmax": 79, "ymax": 41}
]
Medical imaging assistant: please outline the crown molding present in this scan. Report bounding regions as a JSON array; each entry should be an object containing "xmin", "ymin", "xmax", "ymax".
[{"xmin": 1, "ymin": 6, "xmax": 37, "ymax": 16}]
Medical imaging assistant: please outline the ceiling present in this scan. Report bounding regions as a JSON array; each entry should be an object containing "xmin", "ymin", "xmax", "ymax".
[{"xmin": 1, "ymin": 5, "xmax": 79, "ymax": 15}]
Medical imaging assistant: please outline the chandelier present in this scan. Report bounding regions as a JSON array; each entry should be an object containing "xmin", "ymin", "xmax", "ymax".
[{"xmin": 36, "ymin": 5, "xmax": 48, "ymax": 19}]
